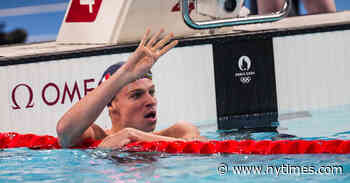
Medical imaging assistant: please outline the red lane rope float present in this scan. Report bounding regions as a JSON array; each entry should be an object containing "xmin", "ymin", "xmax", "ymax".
[
  {"xmin": 0, "ymin": 132, "xmax": 101, "ymax": 150},
  {"xmin": 1, "ymin": 132, "xmax": 350, "ymax": 154}
]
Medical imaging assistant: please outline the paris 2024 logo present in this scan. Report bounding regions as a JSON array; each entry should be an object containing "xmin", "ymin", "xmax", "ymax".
[{"xmin": 235, "ymin": 56, "xmax": 256, "ymax": 84}]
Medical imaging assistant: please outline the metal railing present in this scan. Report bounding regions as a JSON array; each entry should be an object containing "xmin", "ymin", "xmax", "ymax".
[{"xmin": 181, "ymin": 0, "xmax": 292, "ymax": 29}]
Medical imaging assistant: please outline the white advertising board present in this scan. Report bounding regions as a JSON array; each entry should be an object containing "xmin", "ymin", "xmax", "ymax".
[
  {"xmin": 273, "ymin": 30, "xmax": 350, "ymax": 113},
  {"xmin": 0, "ymin": 45, "xmax": 217, "ymax": 136}
]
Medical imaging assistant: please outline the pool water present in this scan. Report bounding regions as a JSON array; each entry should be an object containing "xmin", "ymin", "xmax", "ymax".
[{"xmin": 1, "ymin": 106, "xmax": 350, "ymax": 183}]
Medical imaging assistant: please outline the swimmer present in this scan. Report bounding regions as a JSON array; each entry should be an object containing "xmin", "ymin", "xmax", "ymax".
[
  {"xmin": 257, "ymin": 0, "xmax": 336, "ymax": 15},
  {"xmin": 56, "ymin": 28, "xmax": 205, "ymax": 149}
]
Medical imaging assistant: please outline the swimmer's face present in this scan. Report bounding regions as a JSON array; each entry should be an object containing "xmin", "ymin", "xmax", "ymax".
[{"xmin": 109, "ymin": 78, "xmax": 157, "ymax": 132}]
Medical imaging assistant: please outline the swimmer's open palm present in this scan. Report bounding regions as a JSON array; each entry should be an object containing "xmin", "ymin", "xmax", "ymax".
[{"xmin": 124, "ymin": 28, "xmax": 178, "ymax": 80}]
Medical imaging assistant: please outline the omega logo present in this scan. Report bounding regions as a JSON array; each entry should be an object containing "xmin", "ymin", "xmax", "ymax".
[
  {"xmin": 11, "ymin": 84, "xmax": 34, "ymax": 110},
  {"xmin": 11, "ymin": 79, "xmax": 95, "ymax": 110}
]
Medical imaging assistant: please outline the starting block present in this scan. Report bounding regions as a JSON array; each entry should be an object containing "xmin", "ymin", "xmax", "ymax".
[
  {"xmin": 57, "ymin": 0, "xmax": 267, "ymax": 44},
  {"xmin": 58, "ymin": 0, "xmax": 202, "ymax": 44}
]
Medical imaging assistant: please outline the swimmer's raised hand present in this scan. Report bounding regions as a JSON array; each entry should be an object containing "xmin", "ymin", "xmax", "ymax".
[
  {"xmin": 122, "ymin": 28, "xmax": 178, "ymax": 81},
  {"xmin": 56, "ymin": 29, "xmax": 178, "ymax": 148}
]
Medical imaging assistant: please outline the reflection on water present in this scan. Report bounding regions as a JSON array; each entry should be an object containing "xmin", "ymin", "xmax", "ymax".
[{"xmin": 109, "ymin": 151, "xmax": 161, "ymax": 164}]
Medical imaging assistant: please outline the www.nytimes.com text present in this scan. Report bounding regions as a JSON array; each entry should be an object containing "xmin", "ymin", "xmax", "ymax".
[{"xmin": 217, "ymin": 163, "xmax": 343, "ymax": 176}]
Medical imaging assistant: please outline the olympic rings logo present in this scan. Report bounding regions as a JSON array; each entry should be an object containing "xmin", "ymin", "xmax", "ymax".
[{"xmin": 240, "ymin": 76, "xmax": 251, "ymax": 84}]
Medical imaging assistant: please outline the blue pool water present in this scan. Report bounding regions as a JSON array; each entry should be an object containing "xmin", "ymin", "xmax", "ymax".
[{"xmin": 1, "ymin": 106, "xmax": 350, "ymax": 183}]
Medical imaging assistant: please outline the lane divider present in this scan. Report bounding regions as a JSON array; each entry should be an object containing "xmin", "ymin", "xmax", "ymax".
[{"xmin": 1, "ymin": 132, "xmax": 350, "ymax": 154}]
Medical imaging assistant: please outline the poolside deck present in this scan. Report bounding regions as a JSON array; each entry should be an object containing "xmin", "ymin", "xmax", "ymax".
[{"xmin": 0, "ymin": 11, "xmax": 349, "ymax": 62}]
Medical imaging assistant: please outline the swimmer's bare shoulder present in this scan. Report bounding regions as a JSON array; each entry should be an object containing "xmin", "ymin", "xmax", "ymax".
[{"xmin": 153, "ymin": 121, "xmax": 208, "ymax": 141}]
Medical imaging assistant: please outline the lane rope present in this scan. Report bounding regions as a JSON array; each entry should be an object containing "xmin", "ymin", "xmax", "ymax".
[{"xmin": 1, "ymin": 132, "xmax": 350, "ymax": 154}]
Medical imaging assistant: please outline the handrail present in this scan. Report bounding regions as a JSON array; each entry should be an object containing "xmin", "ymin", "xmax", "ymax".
[{"xmin": 181, "ymin": 0, "xmax": 292, "ymax": 29}]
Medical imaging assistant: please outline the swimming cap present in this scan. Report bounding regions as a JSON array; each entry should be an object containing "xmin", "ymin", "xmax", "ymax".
[
  {"xmin": 99, "ymin": 62, "xmax": 152, "ymax": 85},
  {"xmin": 99, "ymin": 62, "xmax": 153, "ymax": 106}
]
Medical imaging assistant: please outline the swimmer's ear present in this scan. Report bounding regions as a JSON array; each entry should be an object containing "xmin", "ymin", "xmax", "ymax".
[
  {"xmin": 108, "ymin": 98, "xmax": 120, "ymax": 116},
  {"xmin": 108, "ymin": 104, "xmax": 119, "ymax": 119}
]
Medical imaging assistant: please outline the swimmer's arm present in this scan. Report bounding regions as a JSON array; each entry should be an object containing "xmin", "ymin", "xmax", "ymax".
[
  {"xmin": 98, "ymin": 128, "xmax": 180, "ymax": 149},
  {"xmin": 99, "ymin": 123, "xmax": 208, "ymax": 149},
  {"xmin": 154, "ymin": 121, "xmax": 208, "ymax": 141},
  {"xmin": 56, "ymin": 29, "xmax": 178, "ymax": 148},
  {"xmin": 75, "ymin": 124, "xmax": 107, "ymax": 146},
  {"xmin": 56, "ymin": 66, "xmax": 133, "ymax": 148}
]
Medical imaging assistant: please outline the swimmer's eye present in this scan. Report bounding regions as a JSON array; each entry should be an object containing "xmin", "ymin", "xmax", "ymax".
[
  {"xmin": 130, "ymin": 91, "xmax": 143, "ymax": 100},
  {"xmin": 149, "ymin": 89, "xmax": 155, "ymax": 96}
]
